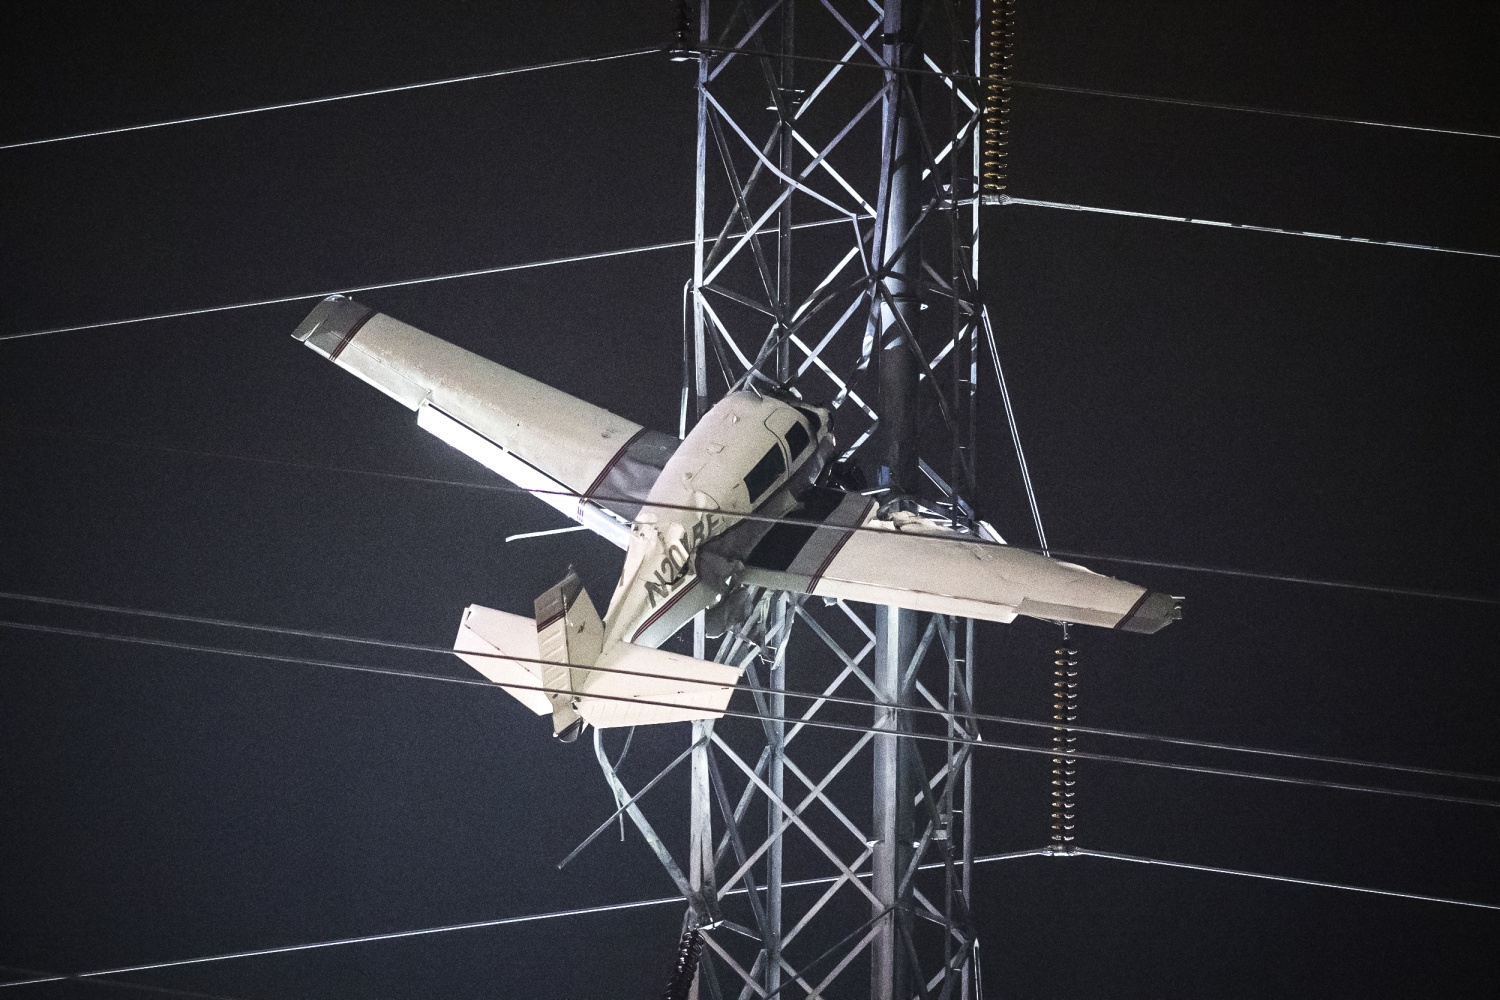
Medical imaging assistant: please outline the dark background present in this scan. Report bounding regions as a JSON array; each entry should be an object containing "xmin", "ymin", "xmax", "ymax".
[{"xmin": 2, "ymin": 2, "xmax": 1497, "ymax": 997}]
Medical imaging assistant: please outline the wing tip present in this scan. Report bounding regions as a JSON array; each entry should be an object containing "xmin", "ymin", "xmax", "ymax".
[
  {"xmin": 291, "ymin": 295, "xmax": 373, "ymax": 358},
  {"xmin": 1116, "ymin": 591, "xmax": 1183, "ymax": 634}
]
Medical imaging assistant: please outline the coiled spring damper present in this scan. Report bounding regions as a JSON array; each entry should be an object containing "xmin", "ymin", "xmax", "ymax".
[
  {"xmin": 981, "ymin": 0, "xmax": 1016, "ymax": 197},
  {"xmin": 661, "ymin": 928, "xmax": 703, "ymax": 1000},
  {"xmin": 1050, "ymin": 642, "xmax": 1078, "ymax": 847}
]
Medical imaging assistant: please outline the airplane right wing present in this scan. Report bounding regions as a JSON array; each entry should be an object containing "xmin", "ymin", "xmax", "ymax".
[
  {"xmin": 293, "ymin": 295, "xmax": 678, "ymax": 548},
  {"xmin": 700, "ymin": 487, "xmax": 1181, "ymax": 633}
]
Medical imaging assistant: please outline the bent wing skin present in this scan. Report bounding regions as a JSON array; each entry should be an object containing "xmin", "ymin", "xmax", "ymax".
[
  {"xmin": 703, "ymin": 487, "xmax": 1180, "ymax": 633},
  {"xmin": 293, "ymin": 295, "xmax": 677, "ymax": 547}
]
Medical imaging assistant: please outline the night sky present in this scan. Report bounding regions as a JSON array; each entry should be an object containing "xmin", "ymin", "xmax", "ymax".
[{"xmin": 2, "ymin": 3, "xmax": 1498, "ymax": 998}]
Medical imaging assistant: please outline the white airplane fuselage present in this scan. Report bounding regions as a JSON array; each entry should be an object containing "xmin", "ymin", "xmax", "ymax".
[{"xmin": 603, "ymin": 390, "xmax": 832, "ymax": 649}]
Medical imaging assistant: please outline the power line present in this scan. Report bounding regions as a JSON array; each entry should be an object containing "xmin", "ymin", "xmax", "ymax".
[
  {"xmin": 996, "ymin": 194, "xmax": 1500, "ymax": 260},
  {"xmin": 0, "ymin": 240, "xmax": 686, "ymax": 343},
  {"xmin": 3, "ymin": 617, "xmax": 1497, "ymax": 810},
  {"xmin": 2, "ymin": 100, "xmax": 1490, "ymax": 347},
  {"xmin": 0, "ymin": 852, "xmax": 1047, "ymax": 991},
  {"xmin": 0, "ymin": 894, "xmax": 684, "ymax": 990},
  {"xmin": 3, "ymin": 588, "xmax": 1495, "ymax": 787},
  {"xmin": 1069, "ymin": 848, "xmax": 1500, "ymax": 912},
  {"xmin": 0, "ymin": 964, "xmax": 247, "ymax": 1000},
  {"xmin": 1007, "ymin": 80, "xmax": 1500, "ymax": 142},
  {"xmin": 7, "ymin": 40, "xmax": 1490, "ymax": 159},
  {"xmin": 4, "ymin": 199, "xmax": 1492, "ymax": 349},
  {"xmin": 692, "ymin": 44, "xmax": 1500, "ymax": 141},
  {"xmin": 5, "ymin": 844, "xmax": 1492, "ymax": 991},
  {"xmin": 1041, "ymin": 548, "xmax": 1500, "ymax": 607},
  {"xmin": 11, "ymin": 423, "xmax": 1499, "ymax": 609},
  {"xmin": 3, "ymin": 198, "xmax": 1484, "ymax": 344},
  {"xmin": 0, "ymin": 48, "xmax": 659, "ymax": 153},
  {"xmin": 0, "ymin": 217, "xmax": 853, "ymax": 344}
]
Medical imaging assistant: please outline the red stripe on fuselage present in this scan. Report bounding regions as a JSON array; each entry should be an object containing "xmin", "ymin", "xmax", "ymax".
[{"xmin": 630, "ymin": 579, "xmax": 700, "ymax": 644}]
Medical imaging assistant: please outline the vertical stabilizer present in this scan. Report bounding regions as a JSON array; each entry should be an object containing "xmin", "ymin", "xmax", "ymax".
[{"xmin": 534, "ymin": 567, "xmax": 605, "ymax": 741}]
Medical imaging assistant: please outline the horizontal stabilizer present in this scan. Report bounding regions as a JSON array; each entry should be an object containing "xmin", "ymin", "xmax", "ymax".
[
  {"xmin": 454, "ymin": 604, "xmax": 552, "ymax": 716},
  {"xmin": 455, "ymin": 603, "xmax": 743, "ymax": 730},
  {"xmin": 576, "ymin": 643, "xmax": 742, "ymax": 729}
]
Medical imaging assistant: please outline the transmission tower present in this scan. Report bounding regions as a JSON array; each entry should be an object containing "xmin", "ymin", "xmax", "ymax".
[{"xmin": 587, "ymin": 3, "xmax": 1007, "ymax": 996}]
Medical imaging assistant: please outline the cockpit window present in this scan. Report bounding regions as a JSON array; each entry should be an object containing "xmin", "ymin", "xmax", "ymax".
[
  {"xmin": 794, "ymin": 405, "xmax": 822, "ymax": 436},
  {"xmin": 744, "ymin": 442, "xmax": 787, "ymax": 503},
  {"xmin": 784, "ymin": 420, "xmax": 811, "ymax": 460}
]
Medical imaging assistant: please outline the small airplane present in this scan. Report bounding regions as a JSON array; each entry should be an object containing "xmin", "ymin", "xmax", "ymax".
[{"xmin": 293, "ymin": 296, "xmax": 1180, "ymax": 741}]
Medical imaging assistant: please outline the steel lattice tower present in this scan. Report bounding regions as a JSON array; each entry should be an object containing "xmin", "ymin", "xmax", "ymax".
[{"xmin": 593, "ymin": 3, "xmax": 1003, "ymax": 996}]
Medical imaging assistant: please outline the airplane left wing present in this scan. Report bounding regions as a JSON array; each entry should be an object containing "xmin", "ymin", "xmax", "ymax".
[
  {"xmin": 700, "ymin": 487, "xmax": 1181, "ymax": 633},
  {"xmin": 293, "ymin": 295, "xmax": 677, "ymax": 547}
]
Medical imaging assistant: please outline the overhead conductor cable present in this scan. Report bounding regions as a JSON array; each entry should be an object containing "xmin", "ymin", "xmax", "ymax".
[
  {"xmin": 4, "ymin": 589, "xmax": 1496, "ymax": 785},
  {"xmin": 0, "ymin": 48, "xmax": 659, "ymax": 152},
  {"xmin": 3, "ymin": 616, "xmax": 1499, "ymax": 809},
  {"xmin": 4, "ymin": 215, "xmax": 1492, "ymax": 345},
  {"xmin": 13, "ymin": 426, "xmax": 1493, "ymax": 607},
  {"xmin": 0, "ymin": 218, "xmax": 856, "ymax": 343},
  {"xmin": 5, "ymin": 846, "xmax": 1494, "ymax": 991},
  {"xmin": 995, "ymin": 194, "xmax": 1500, "ymax": 259},
  {"xmin": 8, "ymin": 40, "xmax": 1495, "ymax": 155}
]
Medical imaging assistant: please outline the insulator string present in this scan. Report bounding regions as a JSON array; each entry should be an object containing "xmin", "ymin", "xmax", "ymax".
[
  {"xmin": 979, "ymin": 0, "xmax": 1016, "ymax": 196},
  {"xmin": 1050, "ymin": 641, "xmax": 1079, "ymax": 847}
]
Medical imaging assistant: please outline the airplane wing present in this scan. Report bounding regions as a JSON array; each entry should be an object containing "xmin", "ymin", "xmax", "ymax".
[
  {"xmin": 700, "ymin": 487, "xmax": 1181, "ymax": 633},
  {"xmin": 292, "ymin": 295, "xmax": 677, "ymax": 548}
]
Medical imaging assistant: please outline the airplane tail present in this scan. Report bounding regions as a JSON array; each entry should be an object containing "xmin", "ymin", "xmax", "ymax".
[
  {"xmin": 453, "ymin": 571, "xmax": 743, "ymax": 740},
  {"xmin": 532, "ymin": 568, "xmax": 602, "ymax": 741}
]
